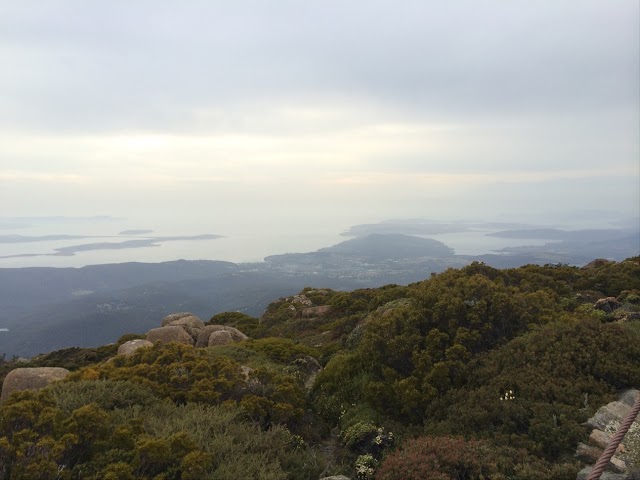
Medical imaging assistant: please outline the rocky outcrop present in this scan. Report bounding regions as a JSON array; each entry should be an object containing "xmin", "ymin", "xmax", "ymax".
[
  {"xmin": 594, "ymin": 297, "xmax": 622, "ymax": 314},
  {"xmin": 117, "ymin": 339, "xmax": 153, "ymax": 356},
  {"xmin": 1, "ymin": 367, "xmax": 70, "ymax": 402},
  {"xmin": 143, "ymin": 313, "xmax": 249, "ymax": 349},
  {"xmin": 146, "ymin": 326, "xmax": 195, "ymax": 346},
  {"xmin": 576, "ymin": 389, "xmax": 640, "ymax": 479},
  {"xmin": 161, "ymin": 312, "xmax": 196, "ymax": 326},
  {"xmin": 165, "ymin": 316, "xmax": 205, "ymax": 339},
  {"xmin": 196, "ymin": 325, "xmax": 248, "ymax": 347},
  {"xmin": 208, "ymin": 330, "xmax": 236, "ymax": 346}
]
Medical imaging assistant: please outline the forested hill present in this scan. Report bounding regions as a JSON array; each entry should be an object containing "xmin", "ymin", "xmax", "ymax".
[{"xmin": 1, "ymin": 257, "xmax": 639, "ymax": 479}]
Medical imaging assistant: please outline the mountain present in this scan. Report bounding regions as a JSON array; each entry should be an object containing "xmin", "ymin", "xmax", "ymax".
[{"xmin": 1, "ymin": 258, "xmax": 638, "ymax": 479}]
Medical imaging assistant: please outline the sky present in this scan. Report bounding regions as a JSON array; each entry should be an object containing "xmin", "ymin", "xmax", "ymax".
[{"xmin": 1, "ymin": 0, "xmax": 639, "ymax": 235}]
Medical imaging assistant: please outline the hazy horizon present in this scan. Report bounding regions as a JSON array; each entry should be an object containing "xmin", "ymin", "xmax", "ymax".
[{"xmin": 1, "ymin": 1, "xmax": 639, "ymax": 256}]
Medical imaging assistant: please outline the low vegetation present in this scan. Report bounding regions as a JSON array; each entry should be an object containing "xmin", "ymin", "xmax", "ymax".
[{"xmin": 1, "ymin": 257, "xmax": 639, "ymax": 479}]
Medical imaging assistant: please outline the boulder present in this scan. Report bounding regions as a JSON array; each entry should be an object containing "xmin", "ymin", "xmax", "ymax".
[
  {"xmin": 208, "ymin": 330, "xmax": 236, "ymax": 347},
  {"xmin": 302, "ymin": 305, "xmax": 332, "ymax": 318},
  {"xmin": 594, "ymin": 297, "xmax": 622, "ymax": 313},
  {"xmin": 293, "ymin": 355, "xmax": 322, "ymax": 374},
  {"xmin": 165, "ymin": 315, "xmax": 205, "ymax": 339},
  {"xmin": 586, "ymin": 402, "xmax": 631, "ymax": 431},
  {"xmin": 117, "ymin": 339, "xmax": 153, "ymax": 356},
  {"xmin": 196, "ymin": 325, "xmax": 248, "ymax": 347},
  {"xmin": 240, "ymin": 365, "xmax": 254, "ymax": 381},
  {"xmin": 608, "ymin": 457, "xmax": 627, "ymax": 474},
  {"xmin": 589, "ymin": 429, "xmax": 613, "ymax": 449},
  {"xmin": 588, "ymin": 430, "xmax": 625, "ymax": 454},
  {"xmin": 620, "ymin": 389, "xmax": 640, "ymax": 407},
  {"xmin": 1, "ymin": 367, "xmax": 70, "ymax": 402},
  {"xmin": 576, "ymin": 467, "xmax": 627, "ymax": 480},
  {"xmin": 161, "ymin": 312, "xmax": 199, "ymax": 326},
  {"xmin": 146, "ymin": 326, "xmax": 194, "ymax": 346},
  {"xmin": 319, "ymin": 476, "xmax": 351, "ymax": 480},
  {"xmin": 575, "ymin": 442, "xmax": 601, "ymax": 463}
]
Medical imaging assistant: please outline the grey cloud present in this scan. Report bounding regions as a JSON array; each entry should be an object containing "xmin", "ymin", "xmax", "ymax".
[{"xmin": 0, "ymin": 0, "xmax": 637, "ymax": 133}]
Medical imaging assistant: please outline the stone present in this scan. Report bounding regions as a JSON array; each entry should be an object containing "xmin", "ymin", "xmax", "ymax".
[
  {"xmin": 608, "ymin": 456, "xmax": 626, "ymax": 474},
  {"xmin": 293, "ymin": 355, "xmax": 322, "ymax": 374},
  {"xmin": 576, "ymin": 467, "xmax": 627, "ymax": 480},
  {"xmin": 590, "ymin": 429, "xmax": 613, "ymax": 449},
  {"xmin": 1, "ymin": 367, "xmax": 70, "ymax": 402},
  {"xmin": 588, "ymin": 429, "xmax": 626, "ymax": 456},
  {"xmin": 161, "ymin": 312, "xmax": 199, "ymax": 326},
  {"xmin": 196, "ymin": 325, "xmax": 248, "ymax": 347},
  {"xmin": 165, "ymin": 315, "xmax": 205, "ymax": 339},
  {"xmin": 208, "ymin": 330, "xmax": 236, "ymax": 346},
  {"xmin": 319, "ymin": 477, "xmax": 351, "ymax": 480},
  {"xmin": 587, "ymin": 402, "xmax": 632, "ymax": 431},
  {"xmin": 146, "ymin": 326, "xmax": 194, "ymax": 346},
  {"xmin": 240, "ymin": 366, "xmax": 254, "ymax": 381},
  {"xmin": 594, "ymin": 297, "xmax": 622, "ymax": 313},
  {"xmin": 291, "ymin": 295, "xmax": 312, "ymax": 306},
  {"xmin": 117, "ymin": 339, "xmax": 153, "ymax": 356},
  {"xmin": 575, "ymin": 442, "xmax": 602, "ymax": 463},
  {"xmin": 620, "ymin": 389, "xmax": 640, "ymax": 407},
  {"xmin": 302, "ymin": 305, "xmax": 332, "ymax": 318}
]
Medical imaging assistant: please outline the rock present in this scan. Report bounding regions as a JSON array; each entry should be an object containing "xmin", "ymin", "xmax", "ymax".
[
  {"xmin": 161, "ymin": 312, "xmax": 198, "ymax": 326},
  {"xmin": 291, "ymin": 294, "xmax": 313, "ymax": 306},
  {"xmin": 589, "ymin": 429, "xmax": 626, "ymax": 455},
  {"xmin": 587, "ymin": 402, "xmax": 632, "ymax": 431},
  {"xmin": 196, "ymin": 325, "xmax": 248, "ymax": 347},
  {"xmin": 620, "ymin": 389, "xmax": 640, "ymax": 407},
  {"xmin": 594, "ymin": 297, "xmax": 622, "ymax": 313},
  {"xmin": 240, "ymin": 366, "xmax": 254, "ymax": 381},
  {"xmin": 1, "ymin": 367, "xmax": 70, "ymax": 402},
  {"xmin": 609, "ymin": 456, "xmax": 627, "ymax": 474},
  {"xmin": 165, "ymin": 315, "xmax": 205, "ymax": 339},
  {"xmin": 590, "ymin": 429, "xmax": 613, "ymax": 449},
  {"xmin": 208, "ymin": 330, "xmax": 236, "ymax": 346},
  {"xmin": 146, "ymin": 326, "xmax": 195, "ymax": 346},
  {"xmin": 575, "ymin": 442, "xmax": 602, "ymax": 463},
  {"xmin": 117, "ymin": 339, "xmax": 153, "ymax": 356},
  {"xmin": 319, "ymin": 476, "xmax": 351, "ymax": 480},
  {"xmin": 576, "ymin": 467, "xmax": 627, "ymax": 480},
  {"xmin": 293, "ymin": 355, "xmax": 322, "ymax": 374},
  {"xmin": 302, "ymin": 305, "xmax": 332, "ymax": 318}
]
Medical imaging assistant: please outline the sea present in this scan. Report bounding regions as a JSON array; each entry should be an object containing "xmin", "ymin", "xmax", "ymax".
[{"xmin": 0, "ymin": 217, "xmax": 553, "ymax": 269}]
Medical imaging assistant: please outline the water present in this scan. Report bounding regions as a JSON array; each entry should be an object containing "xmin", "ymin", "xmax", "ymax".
[
  {"xmin": 0, "ymin": 219, "xmax": 552, "ymax": 269},
  {"xmin": 0, "ymin": 219, "xmax": 349, "ymax": 268}
]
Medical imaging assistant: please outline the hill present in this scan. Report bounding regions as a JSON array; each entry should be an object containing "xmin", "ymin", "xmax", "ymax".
[
  {"xmin": 318, "ymin": 234, "xmax": 455, "ymax": 259},
  {"xmin": 0, "ymin": 257, "xmax": 639, "ymax": 479},
  {"xmin": 2, "ymin": 232, "xmax": 639, "ymax": 357}
]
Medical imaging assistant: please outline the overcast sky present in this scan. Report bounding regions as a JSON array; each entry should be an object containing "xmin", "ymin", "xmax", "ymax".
[{"xmin": 1, "ymin": 0, "xmax": 638, "ymax": 233}]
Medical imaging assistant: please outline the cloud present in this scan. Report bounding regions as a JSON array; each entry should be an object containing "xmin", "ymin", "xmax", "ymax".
[
  {"xmin": 0, "ymin": 0, "xmax": 637, "ymax": 133},
  {"xmin": 0, "ymin": 0, "xmax": 637, "ymax": 227}
]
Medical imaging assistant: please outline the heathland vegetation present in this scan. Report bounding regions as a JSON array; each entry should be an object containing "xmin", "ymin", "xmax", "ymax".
[{"xmin": 1, "ymin": 257, "xmax": 639, "ymax": 479}]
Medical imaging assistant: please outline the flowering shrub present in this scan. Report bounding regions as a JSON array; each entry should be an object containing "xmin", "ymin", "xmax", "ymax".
[
  {"xmin": 375, "ymin": 436, "xmax": 501, "ymax": 480},
  {"xmin": 354, "ymin": 454, "xmax": 378, "ymax": 480},
  {"xmin": 340, "ymin": 421, "xmax": 394, "ymax": 455}
]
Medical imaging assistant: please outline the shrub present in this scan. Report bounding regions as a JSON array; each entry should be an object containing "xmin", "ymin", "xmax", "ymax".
[{"xmin": 376, "ymin": 436, "xmax": 500, "ymax": 480}]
